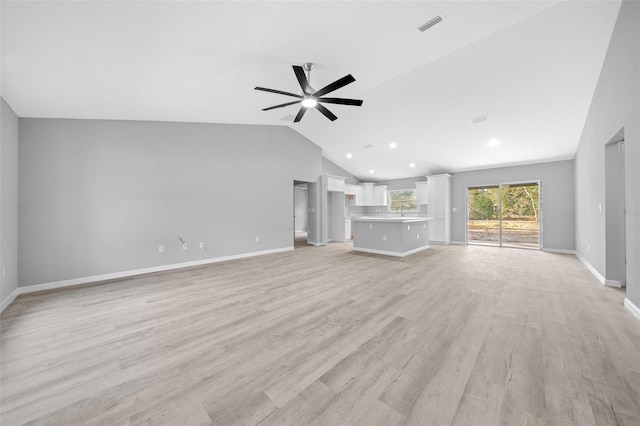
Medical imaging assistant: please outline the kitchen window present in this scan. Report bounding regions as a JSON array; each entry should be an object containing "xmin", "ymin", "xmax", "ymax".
[{"xmin": 388, "ymin": 189, "xmax": 418, "ymax": 213}]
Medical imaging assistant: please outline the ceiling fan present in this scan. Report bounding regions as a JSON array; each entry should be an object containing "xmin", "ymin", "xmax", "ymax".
[{"xmin": 255, "ymin": 63, "xmax": 363, "ymax": 122}]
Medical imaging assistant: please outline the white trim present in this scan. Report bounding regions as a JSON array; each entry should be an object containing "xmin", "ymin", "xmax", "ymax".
[
  {"xmin": 542, "ymin": 248, "xmax": 575, "ymax": 254},
  {"xmin": 624, "ymin": 298, "xmax": 640, "ymax": 321},
  {"xmin": 450, "ymin": 241, "xmax": 466, "ymax": 245},
  {"xmin": 18, "ymin": 247, "xmax": 294, "ymax": 295},
  {"xmin": 0, "ymin": 288, "xmax": 20, "ymax": 313},
  {"xmin": 574, "ymin": 251, "xmax": 605, "ymax": 284},
  {"xmin": 604, "ymin": 279, "xmax": 622, "ymax": 288},
  {"xmin": 353, "ymin": 245, "xmax": 430, "ymax": 257}
]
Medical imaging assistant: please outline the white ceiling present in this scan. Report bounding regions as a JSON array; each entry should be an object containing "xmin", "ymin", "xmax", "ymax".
[{"xmin": 1, "ymin": 1, "xmax": 621, "ymax": 180}]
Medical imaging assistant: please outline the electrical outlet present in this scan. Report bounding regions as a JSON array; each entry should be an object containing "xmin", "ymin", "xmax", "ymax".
[
  {"xmin": 452, "ymin": 207, "xmax": 457, "ymax": 212},
  {"xmin": 158, "ymin": 245, "xmax": 164, "ymax": 253},
  {"xmin": 417, "ymin": 234, "xmax": 420, "ymax": 239},
  {"xmin": 255, "ymin": 236, "xmax": 259, "ymax": 242},
  {"xmin": 182, "ymin": 243, "xmax": 188, "ymax": 250},
  {"xmin": 1, "ymin": 268, "xmax": 5, "ymax": 279},
  {"xmin": 588, "ymin": 243, "xmax": 591, "ymax": 251},
  {"xmin": 199, "ymin": 242, "xmax": 204, "ymax": 249},
  {"xmin": 383, "ymin": 235, "xmax": 387, "ymax": 241}
]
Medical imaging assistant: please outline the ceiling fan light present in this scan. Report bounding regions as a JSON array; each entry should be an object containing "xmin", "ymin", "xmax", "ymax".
[{"xmin": 301, "ymin": 97, "xmax": 318, "ymax": 108}]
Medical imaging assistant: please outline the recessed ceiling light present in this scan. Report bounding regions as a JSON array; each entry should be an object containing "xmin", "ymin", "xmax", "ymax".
[
  {"xmin": 369, "ymin": 169, "xmax": 375, "ymax": 174},
  {"xmin": 389, "ymin": 142, "xmax": 397, "ymax": 149},
  {"xmin": 487, "ymin": 138, "xmax": 500, "ymax": 148},
  {"xmin": 409, "ymin": 163, "xmax": 416, "ymax": 168},
  {"xmin": 346, "ymin": 153, "xmax": 353, "ymax": 158}
]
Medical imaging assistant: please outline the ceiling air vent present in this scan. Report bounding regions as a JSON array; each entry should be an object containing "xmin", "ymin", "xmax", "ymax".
[
  {"xmin": 418, "ymin": 13, "xmax": 446, "ymax": 32},
  {"xmin": 362, "ymin": 144, "xmax": 374, "ymax": 149},
  {"xmin": 470, "ymin": 115, "xmax": 488, "ymax": 124}
]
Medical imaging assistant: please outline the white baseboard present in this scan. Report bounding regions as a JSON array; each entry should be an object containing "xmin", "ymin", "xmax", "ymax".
[
  {"xmin": 574, "ymin": 251, "xmax": 605, "ymax": 284},
  {"xmin": 450, "ymin": 241, "xmax": 466, "ymax": 245},
  {"xmin": 542, "ymin": 248, "xmax": 576, "ymax": 254},
  {"xmin": 17, "ymin": 247, "xmax": 294, "ymax": 296},
  {"xmin": 0, "ymin": 288, "xmax": 20, "ymax": 313},
  {"xmin": 624, "ymin": 298, "xmax": 640, "ymax": 321},
  {"xmin": 353, "ymin": 245, "xmax": 430, "ymax": 257}
]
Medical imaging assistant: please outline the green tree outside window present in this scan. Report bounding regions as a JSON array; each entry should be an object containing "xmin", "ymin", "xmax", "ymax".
[{"xmin": 389, "ymin": 189, "xmax": 417, "ymax": 213}]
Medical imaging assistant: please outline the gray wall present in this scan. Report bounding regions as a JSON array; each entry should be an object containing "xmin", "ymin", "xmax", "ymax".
[
  {"xmin": 322, "ymin": 157, "xmax": 361, "ymax": 185},
  {"xmin": 451, "ymin": 160, "xmax": 575, "ymax": 251},
  {"xmin": 18, "ymin": 118, "xmax": 322, "ymax": 287},
  {"xmin": 1, "ymin": 98, "xmax": 20, "ymax": 303},
  {"xmin": 574, "ymin": 1, "xmax": 640, "ymax": 307}
]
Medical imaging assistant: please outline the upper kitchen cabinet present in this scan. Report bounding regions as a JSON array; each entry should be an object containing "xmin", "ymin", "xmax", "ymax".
[
  {"xmin": 345, "ymin": 183, "xmax": 387, "ymax": 206},
  {"xmin": 326, "ymin": 175, "xmax": 346, "ymax": 192},
  {"xmin": 426, "ymin": 174, "xmax": 451, "ymax": 244},
  {"xmin": 416, "ymin": 181, "xmax": 428, "ymax": 205},
  {"xmin": 344, "ymin": 184, "xmax": 357, "ymax": 195},
  {"xmin": 360, "ymin": 183, "xmax": 387, "ymax": 206},
  {"xmin": 373, "ymin": 185, "xmax": 388, "ymax": 206},
  {"xmin": 362, "ymin": 183, "xmax": 374, "ymax": 205}
]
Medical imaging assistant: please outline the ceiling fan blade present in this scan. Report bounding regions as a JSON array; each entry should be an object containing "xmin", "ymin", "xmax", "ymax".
[
  {"xmin": 313, "ymin": 74, "xmax": 356, "ymax": 98},
  {"xmin": 293, "ymin": 66, "xmax": 311, "ymax": 94},
  {"xmin": 315, "ymin": 103, "xmax": 338, "ymax": 121},
  {"xmin": 318, "ymin": 97, "xmax": 363, "ymax": 107},
  {"xmin": 255, "ymin": 87, "xmax": 303, "ymax": 99},
  {"xmin": 293, "ymin": 106, "xmax": 307, "ymax": 122},
  {"xmin": 262, "ymin": 100, "xmax": 301, "ymax": 111}
]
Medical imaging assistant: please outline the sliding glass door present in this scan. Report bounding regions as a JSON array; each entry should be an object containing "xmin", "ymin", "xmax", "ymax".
[
  {"xmin": 467, "ymin": 182, "xmax": 540, "ymax": 249},
  {"xmin": 467, "ymin": 185, "xmax": 501, "ymax": 246},
  {"xmin": 500, "ymin": 183, "xmax": 540, "ymax": 248}
]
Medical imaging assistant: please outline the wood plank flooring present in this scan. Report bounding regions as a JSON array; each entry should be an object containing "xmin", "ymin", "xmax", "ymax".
[{"xmin": 1, "ymin": 243, "xmax": 639, "ymax": 425}]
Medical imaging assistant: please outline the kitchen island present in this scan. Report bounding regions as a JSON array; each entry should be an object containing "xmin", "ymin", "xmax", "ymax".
[{"xmin": 352, "ymin": 216, "xmax": 432, "ymax": 257}]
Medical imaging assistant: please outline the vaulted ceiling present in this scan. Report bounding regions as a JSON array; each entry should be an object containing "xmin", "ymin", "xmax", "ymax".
[{"xmin": 1, "ymin": 1, "xmax": 621, "ymax": 180}]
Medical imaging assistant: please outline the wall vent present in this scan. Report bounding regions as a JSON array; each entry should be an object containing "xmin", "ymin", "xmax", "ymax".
[
  {"xmin": 418, "ymin": 13, "xmax": 446, "ymax": 32},
  {"xmin": 470, "ymin": 115, "xmax": 488, "ymax": 124}
]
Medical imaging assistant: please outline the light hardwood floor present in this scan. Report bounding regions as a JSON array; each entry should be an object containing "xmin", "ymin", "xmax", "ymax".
[{"xmin": 1, "ymin": 243, "xmax": 639, "ymax": 425}]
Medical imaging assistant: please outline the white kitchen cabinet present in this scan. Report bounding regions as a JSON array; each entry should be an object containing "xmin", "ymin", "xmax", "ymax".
[
  {"xmin": 373, "ymin": 185, "xmax": 388, "ymax": 206},
  {"xmin": 362, "ymin": 183, "xmax": 375, "ymax": 205},
  {"xmin": 326, "ymin": 175, "xmax": 345, "ymax": 192},
  {"xmin": 354, "ymin": 185, "xmax": 365, "ymax": 206},
  {"xmin": 426, "ymin": 174, "xmax": 451, "ymax": 244},
  {"xmin": 344, "ymin": 184, "xmax": 357, "ymax": 195},
  {"xmin": 349, "ymin": 183, "xmax": 387, "ymax": 206},
  {"xmin": 416, "ymin": 181, "xmax": 428, "ymax": 205}
]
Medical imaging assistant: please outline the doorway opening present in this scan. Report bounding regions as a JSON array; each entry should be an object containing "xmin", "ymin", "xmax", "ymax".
[
  {"xmin": 293, "ymin": 182, "xmax": 310, "ymax": 248},
  {"xmin": 605, "ymin": 137, "xmax": 626, "ymax": 288},
  {"xmin": 467, "ymin": 182, "xmax": 540, "ymax": 249}
]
